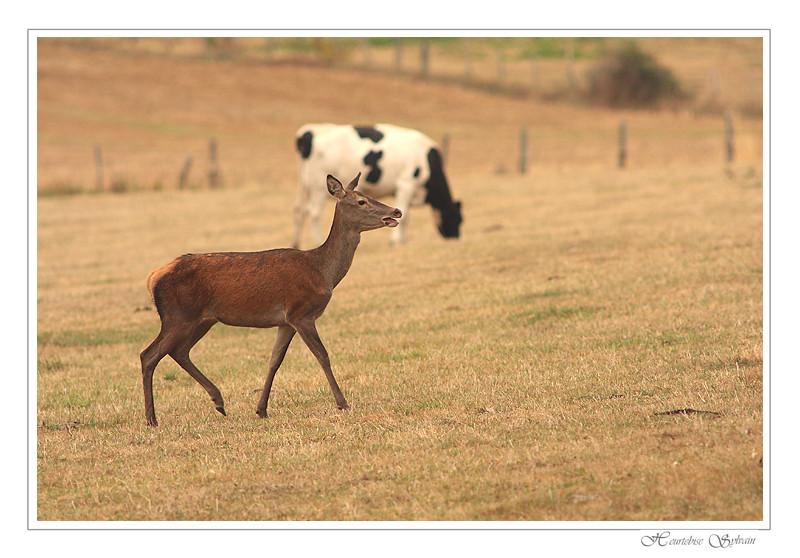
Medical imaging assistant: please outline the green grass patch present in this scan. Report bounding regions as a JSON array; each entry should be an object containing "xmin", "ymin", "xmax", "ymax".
[
  {"xmin": 510, "ymin": 304, "xmax": 600, "ymax": 324},
  {"xmin": 38, "ymin": 327, "xmax": 153, "ymax": 347},
  {"xmin": 38, "ymin": 357, "xmax": 67, "ymax": 373}
]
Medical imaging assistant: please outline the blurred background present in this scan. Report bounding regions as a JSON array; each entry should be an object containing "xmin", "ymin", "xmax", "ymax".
[{"xmin": 36, "ymin": 36, "xmax": 763, "ymax": 196}]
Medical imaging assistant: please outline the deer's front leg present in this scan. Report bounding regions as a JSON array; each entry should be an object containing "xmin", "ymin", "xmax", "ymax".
[
  {"xmin": 257, "ymin": 325, "xmax": 296, "ymax": 418},
  {"xmin": 292, "ymin": 320, "xmax": 349, "ymax": 411}
]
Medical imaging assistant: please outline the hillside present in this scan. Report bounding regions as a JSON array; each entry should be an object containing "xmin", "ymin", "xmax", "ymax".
[{"xmin": 37, "ymin": 37, "xmax": 762, "ymax": 193}]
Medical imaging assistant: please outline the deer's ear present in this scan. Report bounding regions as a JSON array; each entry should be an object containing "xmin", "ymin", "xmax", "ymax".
[
  {"xmin": 346, "ymin": 172, "xmax": 361, "ymax": 191},
  {"xmin": 327, "ymin": 175, "xmax": 346, "ymax": 199}
]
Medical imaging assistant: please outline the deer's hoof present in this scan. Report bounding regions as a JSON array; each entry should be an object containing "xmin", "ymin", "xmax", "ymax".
[{"xmin": 216, "ymin": 406, "xmax": 227, "ymax": 416}]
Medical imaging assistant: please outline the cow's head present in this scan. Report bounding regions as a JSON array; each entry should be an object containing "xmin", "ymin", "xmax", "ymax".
[{"xmin": 435, "ymin": 200, "xmax": 463, "ymax": 239}]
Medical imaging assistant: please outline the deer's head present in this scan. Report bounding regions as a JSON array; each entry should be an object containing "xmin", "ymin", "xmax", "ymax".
[{"xmin": 327, "ymin": 173, "xmax": 403, "ymax": 233}]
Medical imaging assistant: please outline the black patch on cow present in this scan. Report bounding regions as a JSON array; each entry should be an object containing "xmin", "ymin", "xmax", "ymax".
[
  {"xmin": 363, "ymin": 150, "xmax": 383, "ymax": 184},
  {"xmin": 354, "ymin": 126, "xmax": 384, "ymax": 143},
  {"xmin": 424, "ymin": 148, "xmax": 452, "ymax": 208},
  {"xmin": 413, "ymin": 167, "xmax": 421, "ymax": 178},
  {"xmin": 296, "ymin": 131, "xmax": 313, "ymax": 159},
  {"xmin": 424, "ymin": 147, "xmax": 462, "ymax": 239}
]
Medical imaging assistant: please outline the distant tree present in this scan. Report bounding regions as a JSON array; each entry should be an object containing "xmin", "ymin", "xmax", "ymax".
[{"xmin": 585, "ymin": 42, "xmax": 686, "ymax": 108}]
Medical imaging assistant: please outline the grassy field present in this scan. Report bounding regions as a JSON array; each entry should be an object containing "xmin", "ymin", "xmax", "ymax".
[{"xmin": 35, "ymin": 37, "xmax": 763, "ymax": 522}]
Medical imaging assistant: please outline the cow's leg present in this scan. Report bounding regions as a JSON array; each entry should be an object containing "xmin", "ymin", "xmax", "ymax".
[
  {"xmin": 391, "ymin": 180, "xmax": 417, "ymax": 245},
  {"xmin": 293, "ymin": 177, "xmax": 312, "ymax": 249},
  {"xmin": 307, "ymin": 187, "xmax": 329, "ymax": 246},
  {"xmin": 293, "ymin": 204, "xmax": 308, "ymax": 249}
]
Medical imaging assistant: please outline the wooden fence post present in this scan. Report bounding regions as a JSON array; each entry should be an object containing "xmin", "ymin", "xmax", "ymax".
[
  {"xmin": 530, "ymin": 56, "xmax": 539, "ymax": 91},
  {"xmin": 710, "ymin": 69, "xmax": 721, "ymax": 107},
  {"xmin": 462, "ymin": 38, "xmax": 473, "ymax": 81},
  {"xmin": 361, "ymin": 38, "xmax": 372, "ymax": 68},
  {"xmin": 394, "ymin": 39, "xmax": 403, "ymax": 72},
  {"xmin": 208, "ymin": 138, "xmax": 220, "ymax": 188},
  {"xmin": 420, "ymin": 39, "xmax": 430, "ymax": 77},
  {"xmin": 618, "ymin": 120, "xmax": 628, "ymax": 169},
  {"xmin": 724, "ymin": 110, "xmax": 735, "ymax": 163},
  {"xmin": 94, "ymin": 143, "xmax": 105, "ymax": 192},
  {"xmin": 565, "ymin": 38, "xmax": 579, "ymax": 90},
  {"xmin": 495, "ymin": 48, "xmax": 506, "ymax": 84},
  {"xmin": 264, "ymin": 37, "xmax": 275, "ymax": 59},
  {"xmin": 519, "ymin": 128, "xmax": 528, "ymax": 174},
  {"xmin": 441, "ymin": 133, "xmax": 450, "ymax": 163},
  {"xmin": 179, "ymin": 154, "xmax": 193, "ymax": 189}
]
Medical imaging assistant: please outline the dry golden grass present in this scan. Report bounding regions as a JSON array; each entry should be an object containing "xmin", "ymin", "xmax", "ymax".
[
  {"xmin": 36, "ymin": 38, "xmax": 763, "ymax": 522},
  {"xmin": 37, "ymin": 164, "xmax": 762, "ymax": 521}
]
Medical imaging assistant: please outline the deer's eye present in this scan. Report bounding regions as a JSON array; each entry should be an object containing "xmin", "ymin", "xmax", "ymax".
[{"xmin": 358, "ymin": 200, "xmax": 367, "ymax": 206}]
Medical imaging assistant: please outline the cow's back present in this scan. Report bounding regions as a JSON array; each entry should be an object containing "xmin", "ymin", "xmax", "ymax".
[
  {"xmin": 296, "ymin": 123, "xmax": 356, "ymax": 164},
  {"xmin": 296, "ymin": 124, "xmax": 438, "ymax": 193}
]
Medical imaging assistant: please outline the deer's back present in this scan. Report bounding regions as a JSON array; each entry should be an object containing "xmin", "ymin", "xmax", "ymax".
[{"xmin": 148, "ymin": 249, "xmax": 331, "ymax": 328}]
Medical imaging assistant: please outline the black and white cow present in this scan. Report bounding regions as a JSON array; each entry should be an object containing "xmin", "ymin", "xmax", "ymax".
[{"xmin": 294, "ymin": 123, "xmax": 462, "ymax": 247}]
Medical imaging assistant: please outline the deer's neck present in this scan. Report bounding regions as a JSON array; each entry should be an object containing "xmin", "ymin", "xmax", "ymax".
[{"xmin": 313, "ymin": 207, "xmax": 361, "ymax": 289}]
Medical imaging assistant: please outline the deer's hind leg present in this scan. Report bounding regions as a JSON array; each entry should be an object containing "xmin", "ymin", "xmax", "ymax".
[
  {"xmin": 168, "ymin": 319, "xmax": 226, "ymax": 417},
  {"xmin": 141, "ymin": 325, "xmax": 187, "ymax": 427}
]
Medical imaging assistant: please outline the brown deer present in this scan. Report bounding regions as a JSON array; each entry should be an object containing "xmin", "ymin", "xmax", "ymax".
[{"xmin": 140, "ymin": 173, "xmax": 402, "ymax": 426}]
